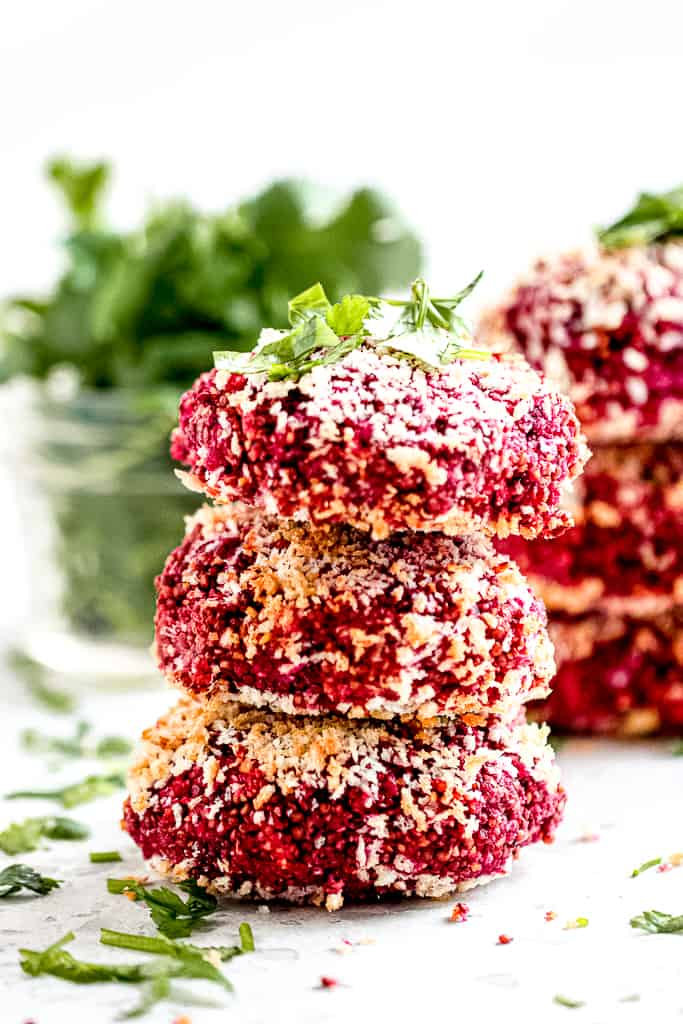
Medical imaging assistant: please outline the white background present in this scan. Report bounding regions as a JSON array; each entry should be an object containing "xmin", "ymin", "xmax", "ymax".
[{"xmin": 1, "ymin": 0, "xmax": 683, "ymax": 306}]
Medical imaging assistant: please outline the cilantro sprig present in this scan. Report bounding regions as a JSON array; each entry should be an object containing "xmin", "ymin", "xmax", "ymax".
[
  {"xmin": 6, "ymin": 771, "xmax": 125, "ymax": 808},
  {"xmin": 598, "ymin": 186, "xmax": 683, "ymax": 249},
  {"xmin": 0, "ymin": 815, "xmax": 89, "ymax": 855},
  {"xmin": 213, "ymin": 275, "xmax": 489, "ymax": 382},
  {"xmin": 630, "ymin": 909, "xmax": 683, "ymax": 934},
  {"xmin": 108, "ymin": 878, "xmax": 218, "ymax": 939},
  {"xmin": 0, "ymin": 864, "xmax": 61, "ymax": 897}
]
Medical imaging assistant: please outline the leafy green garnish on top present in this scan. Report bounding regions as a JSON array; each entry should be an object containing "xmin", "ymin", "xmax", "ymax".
[
  {"xmin": 107, "ymin": 878, "xmax": 219, "ymax": 939},
  {"xmin": 0, "ymin": 864, "xmax": 61, "ymax": 897},
  {"xmin": 598, "ymin": 186, "xmax": 683, "ymax": 249},
  {"xmin": 213, "ymin": 274, "xmax": 489, "ymax": 382}
]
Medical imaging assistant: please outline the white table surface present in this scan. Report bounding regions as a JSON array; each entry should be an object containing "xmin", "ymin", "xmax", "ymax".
[{"xmin": 2, "ymin": 667, "xmax": 682, "ymax": 1024}]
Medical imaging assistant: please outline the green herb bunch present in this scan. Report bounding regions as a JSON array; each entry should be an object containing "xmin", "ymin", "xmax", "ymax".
[{"xmin": 2, "ymin": 159, "xmax": 421, "ymax": 654}]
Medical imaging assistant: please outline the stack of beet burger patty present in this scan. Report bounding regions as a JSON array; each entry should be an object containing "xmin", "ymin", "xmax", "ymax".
[
  {"xmin": 124, "ymin": 279, "xmax": 588, "ymax": 908},
  {"xmin": 484, "ymin": 188, "xmax": 683, "ymax": 735}
]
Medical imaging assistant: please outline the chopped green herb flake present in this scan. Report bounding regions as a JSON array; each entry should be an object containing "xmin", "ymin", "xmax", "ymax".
[
  {"xmin": 90, "ymin": 851, "xmax": 122, "ymax": 863},
  {"xmin": 0, "ymin": 864, "xmax": 61, "ymax": 897},
  {"xmin": 6, "ymin": 771, "xmax": 125, "ymax": 808},
  {"xmin": 672, "ymin": 741, "xmax": 683, "ymax": 756},
  {"xmin": 631, "ymin": 857, "xmax": 662, "ymax": 878},
  {"xmin": 8, "ymin": 651, "xmax": 76, "ymax": 713},
  {"xmin": 0, "ymin": 815, "xmax": 89, "ymax": 854},
  {"xmin": 108, "ymin": 878, "xmax": 218, "ymax": 938},
  {"xmin": 553, "ymin": 995, "xmax": 586, "ymax": 1009},
  {"xmin": 21, "ymin": 722, "xmax": 132, "ymax": 762},
  {"xmin": 100, "ymin": 928, "xmax": 245, "ymax": 963},
  {"xmin": 239, "ymin": 922, "xmax": 255, "ymax": 952},
  {"xmin": 630, "ymin": 909, "xmax": 683, "ymax": 934}
]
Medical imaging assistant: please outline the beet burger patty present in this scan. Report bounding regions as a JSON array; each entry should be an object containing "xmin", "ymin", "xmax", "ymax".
[
  {"xmin": 482, "ymin": 242, "xmax": 683, "ymax": 444},
  {"xmin": 500, "ymin": 442, "xmax": 683, "ymax": 616},
  {"xmin": 172, "ymin": 347, "xmax": 587, "ymax": 540},
  {"xmin": 155, "ymin": 504, "xmax": 555, "ymax": 720},
  {"xmin": 123, "ymin": 696, "xmax": 564, "ymax": 909}
]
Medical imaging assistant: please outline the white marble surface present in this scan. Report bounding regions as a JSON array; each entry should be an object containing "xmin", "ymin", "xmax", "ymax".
[{"xmin": 2, "ymin": 669, "xmax": 683, "ymax": 1024}]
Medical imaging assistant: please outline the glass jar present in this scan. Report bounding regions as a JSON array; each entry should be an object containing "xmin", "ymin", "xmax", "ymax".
[{"xmin": 2, "ymin": 379, "xmax": 199, "ymax": 689}]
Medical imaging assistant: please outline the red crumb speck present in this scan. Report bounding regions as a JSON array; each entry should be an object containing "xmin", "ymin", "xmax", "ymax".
[
  {"xmin": 544, "ymin": 911, "xmax": 557, "ymax": 922},
  {"xmin": 576, "ymin": 832, "xmax": 600, "ymax": 843},
  {"xmin": 449, "ymin": 902, "xmax": 470, "ymax": 923},
  {"xmin": 497, "ymin": 934, "xmax": 513, "ymax": 945},
  {"xmin": 320, "ymin": 976, "xmax": 339, "ymax": 989},
  {"xmin": 657, "ymin": 863, "xmax": 673, "ymax": 873}
]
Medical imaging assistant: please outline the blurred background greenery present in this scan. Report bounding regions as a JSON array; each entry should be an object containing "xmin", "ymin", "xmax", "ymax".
[{"xmin": 0, "ymin": 159, "xmax": 422, "ymax": 673}]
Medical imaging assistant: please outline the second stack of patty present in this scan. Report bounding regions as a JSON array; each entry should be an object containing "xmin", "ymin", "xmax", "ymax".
[
  {"xmin": 124, "ymin": 280, "xmax": 588, "ymax": 907},
  {"xmin": 485, "ymin": 235, "xmax": 683, "ymax": 735}
]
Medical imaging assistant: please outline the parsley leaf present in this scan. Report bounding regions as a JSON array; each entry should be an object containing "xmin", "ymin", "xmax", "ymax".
[
  {"xmin": 19, "ymin": 931, "xmax": 231, "ymax": 990},
  {"xmin": 0, "ymin": 815, "xmax": 89, "ymax": 854},
  {"xmin": 630, "ymin": 909, "xmax": 683, "ymax": 934},
  {"xmin": 90, "ymin": 851, "xmax": 122, "ymax": 863},
  {"xmin": 213, "ymin": 274, "xmax": 488, "ymax": 383},
  {"xmin": 108, "ymin": 878, "xmax": 218, "ymax": 938},
  {"xmin": 553, "ymin": 995, "xmax": 586, "ymax": 1009},
  {"xmin": 598, "ymin": 186, "xmax": 683, "ymax": 249},
  {"xmin": 7, "ymin": 650, "xmax": 76, "ymax": 714},
  {"xmin": 100, "ymin": 925, "xmax": 253, "ymax": 961},
  {"xmin": 631, "ymin": 857, "xmax": 662, "ymax": 878},
  {"xmin": 21, "ymin": 722, "xmax": 132, "ymax": 762},
  {"xmin": 0, "ymin": 864, "xmax": 61, "ymax": 897},
  {"xmin": 6, "ymin": 772, "xmax": 125, "ymax": 808},
  {"xmin": 326, "ymin": 294, "xmax": 372, "ymax": 336}
]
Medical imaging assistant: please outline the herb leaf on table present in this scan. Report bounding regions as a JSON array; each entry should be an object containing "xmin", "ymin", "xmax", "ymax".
[
  {"xmin": 0, "ymin": 864, "xmax": 61, "ymax": 897},
  {"xmin": 107, "ymin": 878, "xmax": 219, "ymax": 938},
  {"xmin": 21, "ymin": 722, "xmax": 132, "ymax": 762},
  {"xmin": 630, "ymin": 909, "xmax": 683, "ymax": 934},
  {"xmin": 598, "ymin": 186, "xmax": 683, "ymax": 249},
  {"xmin": 0, "ymin": 815, "xmax": 89, "ymax": 854},
  {"xmin": 6, "ymin": 771, "xmax": 125, "ymax": 808}
]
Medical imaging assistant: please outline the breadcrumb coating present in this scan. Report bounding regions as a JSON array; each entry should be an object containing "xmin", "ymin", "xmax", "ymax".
[
  {"xmin": 533, "ymin": 610, "xmax": 683, "ymax": 735},
  {"xmin": 500, "ymin": 443, "xmax": 683, "ymax": 615},
  {"xmin": 481, "ymin": 242, "xmax": 683, "ymax": 443},
  {"xmin": 171, "ymin": 346, "xmax": 587, "ymax": 540},
  {"xmin": 123, "ymin": 696, "xmax": 564, "ymax": 908},
  {"xmin": 155, "ymin": 504, "xmax": 555, "ymax": 720}
]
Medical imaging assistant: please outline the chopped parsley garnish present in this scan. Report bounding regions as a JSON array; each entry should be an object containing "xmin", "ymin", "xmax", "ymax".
[
  {"xmin": 563, "ymin": 917, "xmax": 589, "ymax": 930},
  {"xmin": 19, "ymin": 930, "xmax": 239, "ymax": 1018},
  {"xmin": 21, "ymin": 722, "xmax": 132, "ymax": 762},
  {"xmin": 598, "ymin": 186, "xmax": 683, "ymax": 249},
  {"xmin": 100, "ymin": 923, "xmax": 254, "ymax": 961},
  {"xmin": 108, "ymin": 878, "xmax": 218, "ymax": 939},
  {"xmin": 0, "ymin": 864, "xmax": 61, "ymax": 897},
  {"xmin": 672, "ymin": 741, "xmax": 683, "ymax": 756},
  {"xmin": 630, "ymin": 909, "xmax": 683, "ymax": 934},
  {"xmin": 19, "ymin": 923, "xmax": 255, "ymax": 1018},
  {"xmin": 90, "ymin": 851, "xmax": 122, "ymax": 863},
  {"xmin": 213, "ymin": 275, "xmax": 489, "ymax": 382},
  {"xmin": 553, "ymin": 995, "xmax": 586, "ymax": 1009},
  {"xmin": 0, "ymin": 815, "xmax": 89, "ymax": 855},
  {"xmin": 631, "ymin": 857, "xmax": 662, "ymax": 878},
  {"xmin": 6, "ymin": 771, "xmax": 125, "ymax": 808},
  {"xmin": 7, "ymin": 650, "xmax": 76, "ymax": 714}
]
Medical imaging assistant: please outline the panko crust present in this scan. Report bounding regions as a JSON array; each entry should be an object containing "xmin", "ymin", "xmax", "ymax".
[
  {"xmin": 155, "ymin": 504, "xmax": 555, "ymax": 720},
  {"xmin": 500, "ymin": 443, "xmax": 683, "ymax": 616},
  {"xmin": 124, "ymin": 696, "xmax": 564, "ymax": 909},
  {"xmin": 482, "ymin": 242, "xmax": 683, "ymax": 443},
  {"xmin": 171, "ymin": 346, "xmax": 588, "ymax": 540},
  {"xmin": 532, "ymin": 610, "xmax": 683, "ymax": 736}
]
